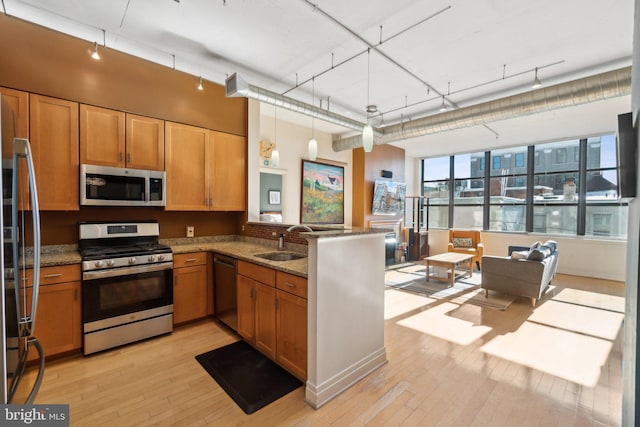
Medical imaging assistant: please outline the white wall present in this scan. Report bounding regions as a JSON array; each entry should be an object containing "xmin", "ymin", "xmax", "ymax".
[
  {"xmin": 247, "ymin": 100, "xmax": 353, "ymax": 226},
  {"xmin": 426, "ymin": 228, "xmax": 627, "ymax": 281}
]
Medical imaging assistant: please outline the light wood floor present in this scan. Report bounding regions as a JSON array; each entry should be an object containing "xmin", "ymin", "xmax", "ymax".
[{"xmin": 17, "ymin": 273, "xmax": 624, "ymax": 426}]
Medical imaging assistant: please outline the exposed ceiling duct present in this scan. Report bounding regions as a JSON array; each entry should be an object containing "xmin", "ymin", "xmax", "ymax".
[
  {"xmin": 225, "ymin": 73, "xmax": 372, "ymax": 133},
  {"xmin": 332, "ymin": 66, "xmax": 632, "ymax": 152}
]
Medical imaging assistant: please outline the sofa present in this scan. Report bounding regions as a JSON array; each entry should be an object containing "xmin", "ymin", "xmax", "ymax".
[{"xmin": 481, "ymin": 241, "xmax": 559, "ymax": 307}]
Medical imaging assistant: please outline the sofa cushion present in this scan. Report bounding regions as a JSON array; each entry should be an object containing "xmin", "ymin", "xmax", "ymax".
[
  {"xmin": 527, "ymin": 246, "xmax": 552, "ymax": 261},
  {"xmin": 452, "ymin": 237, "xmax": 473, "ymax": 248}
]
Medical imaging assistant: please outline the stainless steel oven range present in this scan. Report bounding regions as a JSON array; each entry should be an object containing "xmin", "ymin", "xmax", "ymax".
[{"xmin": 79, "ymin": 221, "xmax": 173, "ymax": 355}]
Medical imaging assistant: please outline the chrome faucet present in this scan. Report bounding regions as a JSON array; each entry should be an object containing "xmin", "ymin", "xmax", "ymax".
[
  {"xmin": 277, "ymin": 233, "xmax": 285, "ymax": 250},
  {"xmin": 286, "ymin": 225, "xmax": 313, "ymax": 232}
]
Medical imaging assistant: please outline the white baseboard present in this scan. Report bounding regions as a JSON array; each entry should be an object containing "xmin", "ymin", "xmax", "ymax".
[{"xmin": 304, "ymin": 347, "xmax": 387, "ymax": 409}]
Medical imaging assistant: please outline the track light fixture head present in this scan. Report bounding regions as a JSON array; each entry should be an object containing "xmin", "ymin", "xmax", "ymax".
[
  {"xmin": 532, "ymin": 67, "xmax": 542, "ymax": 89},
  {"xmin": 197, "ymin": 76, "xmax": 204, "ymax": 91},
  {"xmin": 439, "ymin": 95, "xmax": 447, "ymax": 112},
  {"xmin": 91, "ymin": 42, "xmax": 100, "ymax": 60}
]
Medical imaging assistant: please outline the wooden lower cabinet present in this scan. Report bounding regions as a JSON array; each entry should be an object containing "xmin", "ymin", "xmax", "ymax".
[
  {"xmin": 173, "ymin": 253, "xmax": 208, "ymax": 325},
  {"xmin": 237, "ymin": 261, "xmax": 307, "ymax": 379},
  {"xmin": 23, "ymin": 264, "xmax": 82, "ymax": 361}
]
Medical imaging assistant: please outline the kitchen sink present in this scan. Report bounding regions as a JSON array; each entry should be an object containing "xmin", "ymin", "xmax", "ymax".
[{"xmin": 254, "ymin": 252, "xmax": 307, "ymax": 262}]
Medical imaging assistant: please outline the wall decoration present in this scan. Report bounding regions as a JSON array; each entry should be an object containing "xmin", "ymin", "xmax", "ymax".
[
  {"xmin": 301, "ymin": 159, "xmax": 344, "ymax": 224},
  {"xmin": 268, "ymin": 190, "xmax": 281, "ymax": 205}
]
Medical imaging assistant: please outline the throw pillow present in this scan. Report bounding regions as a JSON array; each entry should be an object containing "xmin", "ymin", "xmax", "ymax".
[
  {"xmin": 527, "ymin": 247, "xmax": 552, "ymax": 261},
  {"xmin": 542, "ymin": 240, "xmax": 557, "ymax": 253},
  {"xmin": 511, "ymin": 250, "xmax": 529, "ymax": 260},
  {"xmin": 452, "ymin": 237, "xmax": 473, "ymax": 248},
  {"xmin": 529, "ymin": 241, "xmax": 542, "ymax": 252}
]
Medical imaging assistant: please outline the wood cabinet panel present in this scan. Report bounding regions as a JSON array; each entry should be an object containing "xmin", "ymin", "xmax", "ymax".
[
  {"xmin": 0, "ymin": 87, "xmax": 29, "ymax": 158},
  {"xmin": 29, "ymin": 94, "xmax": 79, "ymax": 210},
  {"xmin": 165, "ymin": 121, "xmax": 209, "ymax": 211},
  {"xmin": 254, "ymin": 281, "xmax": 276, "ymax": 358},
  {"xmin": 276, "ymin": 271, "xmax": 307, "ymax": 299},
  {"xmin": 210, "ymin": 131, "xmax": 246, "ymax": 211},
  {"xmin": 237, "ymin": 260, "xmax": 275, "ymax": 286},
  {"xmin": 236, "ymin": 274, "xmax": 255, "ymax": 342},
  {"xmin": 80, "ymin": 104, "xmax": 125, "ymax": 168},
  {"xmin": 23, "ymin": 264, "xmax": 81, "ymax": 287},
  {"xmin": 173, "ymin": 263, "xmax": 208, "ymax": 325},
  {"xmin": 126, "ymin": 114, "xmax": 164, "ymax": 171},
  {"xmin": 276, "ymin": 289, "xmax": 307, "ymax": 380},
  {"xmin": 173, "ymin": 252, "xmax": 207, "ymax": 268}
]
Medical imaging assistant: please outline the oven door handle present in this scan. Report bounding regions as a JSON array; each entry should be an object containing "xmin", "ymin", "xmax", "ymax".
[{"xmin": 83, "ymin": 262, "xmax": 173, "ymax": 281}]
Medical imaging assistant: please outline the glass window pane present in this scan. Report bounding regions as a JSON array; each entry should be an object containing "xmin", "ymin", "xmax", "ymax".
[
  {"xmin": 534, "ymin": 140, "xmax": 580, "ymax": 173},
  {"xmin": 586, "ymin": 170, "xmax": 618, "ymax": 200},
  {"xmin": 489, "ymin": 205, "xmax": 526, "ymax": 232},
  {"xmin": 533, "ymin": 172, "xmax": 579, "ymax": 203},
  {"xmin": 423, "ymin": 156, "xmax": 450, "ymax": 181},
  {"xmin": 424, "ymin": 180, "xmax": 449, "ymax": 204},
  {"xmin": 585, "ymin": 205, "xmax": 627, "ymax": 238},
  {"xmin": 456, "ymin": 152, "xmax": 484, "ymax": 179},
  {"xmin": 491, "ymin": 147, "xmax": 527, "ymax": 176},
  {"xmin": 587, "ymin": 134, "xmax": 617, "ymax": 169},
  {"xmin": 532, "ymin": 205, "xmax": 577, "ymax": 235},
  {"xmin": 454, "ymin": 179, "xmax": 484, "ymax": 204},
  {"xmin": 426, "ymin": 205, "xmax": 449, "ymax": 229},
  {"xmin": 489, "ymin": 177, "xmax": 526, "ymax": 201},
  {"xmin": 453, "ymin": 205, "xmax": 483, "ymax": 229}
]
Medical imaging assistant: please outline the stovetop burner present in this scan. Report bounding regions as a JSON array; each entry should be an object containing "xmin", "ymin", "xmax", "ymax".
[{"xmin": 79, "ymin": 242, "xmax": 172, "ymax": 260}]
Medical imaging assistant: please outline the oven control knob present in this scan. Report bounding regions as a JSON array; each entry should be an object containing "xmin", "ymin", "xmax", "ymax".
[
  {"xmin": 158, "ymin": 255, "xmax": 166, "ymax": 261},
  {"xmin": 95, "ymin": 260, "xmax": 104, "ymax": 268},
  {"xmin": 148, "ymin": 255, "xmax": 157, "ymax": 262},
  {"xmin": 128, "ymin": 257, "xmax": 137, "ymax": 265},
  {"xmin": 107, "ymin": 260, "xmax": 115, "ymax": 267}
]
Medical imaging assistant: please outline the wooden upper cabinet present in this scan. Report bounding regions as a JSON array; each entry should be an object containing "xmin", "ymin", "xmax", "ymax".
[
  {"xmin": 80, "ymin": 104, "xmax": 125, "ymax": 168},
  {"xmin": 126, "ymin": 114, "xmax": 164, "ymax": 170},
  {"xmin": 210, "ymin": 131, "xmax": 246, "ymax": 211},
  {"xmin": 80, "ymin": 105, "xmax": 164, "ymax": 171},
  {"xmin": 0, "ymin": 87, "xmax": 29, "ymax": 159},
  {"xmin": 165, "ymin": 121, "xmax": 210, "ymax": 211},
  {"xmin": 29, "ymin": 94, "xmax": 79, "ymax": 211}
]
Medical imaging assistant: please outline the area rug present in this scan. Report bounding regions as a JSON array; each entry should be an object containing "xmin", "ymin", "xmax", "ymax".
[
  {"xmin": 195, "ymin": 340, "xmax": 303, "ymax": 414},
  {"xmin": 385, "ymin": 263, "xmax": 515, "ymax": 310}
]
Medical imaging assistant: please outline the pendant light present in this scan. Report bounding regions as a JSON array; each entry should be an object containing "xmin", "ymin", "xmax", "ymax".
[
  {"xmin": 308, "ymin": 76, "xmax": 318, "ymax": 161},
  {"xmin": 361, "ymin": 48, "xmax": 374, "ymax": 152},
  {"xmin": 197, "ymin": 76, "xmax": 204, "ymax": 91},
  {"xmin": 271, "ymin": 106, "xmax": 280, "ymax": 167},
  {"xmin": 439, "ymin": 95, "xmax": 448, "ymax": 112}
]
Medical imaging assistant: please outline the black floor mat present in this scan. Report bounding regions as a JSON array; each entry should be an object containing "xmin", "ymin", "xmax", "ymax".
[{"xmin": 195, "ymin": 340, "xmax": 303, "ymax": 414}]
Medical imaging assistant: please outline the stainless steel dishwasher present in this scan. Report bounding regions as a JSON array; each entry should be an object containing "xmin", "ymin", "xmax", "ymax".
[{"xmin": 213, "ymin": 253, "xmax": 238, "ymax": 331}]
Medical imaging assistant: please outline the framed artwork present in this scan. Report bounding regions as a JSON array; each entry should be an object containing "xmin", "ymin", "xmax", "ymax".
[
  {"xmin": 268, "ymin": 190, "xmax": 281, "ymax": 205},
  {"xmin": 301, "ymin": 159, "xmax": 344, "ymax": 224}
]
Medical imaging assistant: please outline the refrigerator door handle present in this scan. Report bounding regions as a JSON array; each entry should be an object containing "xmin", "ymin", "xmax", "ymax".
[{"xmin": 13, "ymin": 137, "xmax": 41, "ymax": 336}]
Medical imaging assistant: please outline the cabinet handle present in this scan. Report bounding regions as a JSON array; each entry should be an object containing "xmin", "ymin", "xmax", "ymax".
[
  {"xmin": 286, "ymin": 282, "xmax": 296, "ymax": 288},
  {"xmin": 185, "ymin": 258, "xmax": 197, "ymax": 263},
  {"xmin": 119, "ymin": 152, "xmax": 124, "ymax": 161},
  {"xmin": 43, "ymin": 273, "xmax": 62, "ymax": 278},
  {"xmin": 127, "ymin": 153, "xmax": 132, "ymax": 163}
]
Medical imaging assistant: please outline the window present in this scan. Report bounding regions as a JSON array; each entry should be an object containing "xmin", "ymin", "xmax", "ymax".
[{"xmin": 420, "ymin": 134, "xmax": 627, "ymax": 238}]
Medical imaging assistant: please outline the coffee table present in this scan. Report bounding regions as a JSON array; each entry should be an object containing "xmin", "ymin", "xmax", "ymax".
[{"xmin": 425, "ymin": 252, "xmax": 475, "ymax": 286}]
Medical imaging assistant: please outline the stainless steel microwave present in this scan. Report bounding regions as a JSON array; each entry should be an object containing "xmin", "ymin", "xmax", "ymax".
[{"xmin": 80, "ymin": 164, "xmax": 166, "ymax": 207}]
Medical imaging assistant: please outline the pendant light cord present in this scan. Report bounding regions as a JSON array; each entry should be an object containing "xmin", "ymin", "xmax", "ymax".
[{"xmin": 311, "ymin": 76, "xmax": 315, "ymax": 138}]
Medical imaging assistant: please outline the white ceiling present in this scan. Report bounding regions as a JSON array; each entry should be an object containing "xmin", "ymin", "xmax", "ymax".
[{"xmin": 3, "ymin": 0, "xmax": 634, "ymax": 158}]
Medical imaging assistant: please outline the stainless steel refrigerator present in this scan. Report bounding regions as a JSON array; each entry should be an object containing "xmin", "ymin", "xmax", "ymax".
[{"xmin": 0, "ymin": 94, "xmax": 44, "ymax": 404}]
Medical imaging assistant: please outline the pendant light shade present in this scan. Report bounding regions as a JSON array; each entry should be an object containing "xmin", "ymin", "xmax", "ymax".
[
  {"xmin": 271, "ymin": 149, "xmax": 280, "ymax": 167},
  {"xmin": 308, "ymin": 137, "xmax": 317, "ymax": 161},
  {"xmin": 362, "ymin": 124, "xmax": 374, "ymax": 152}
]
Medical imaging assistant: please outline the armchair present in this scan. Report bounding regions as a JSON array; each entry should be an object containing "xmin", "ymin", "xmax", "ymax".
[{"xmin": 447, "ymin": 229, "xmax": 483, "ymax": 270}]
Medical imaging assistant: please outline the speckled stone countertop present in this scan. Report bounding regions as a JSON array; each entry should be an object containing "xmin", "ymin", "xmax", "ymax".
[
  {"xmin": 163, "ymin": 235, "xmax": 308, "ymax": 277},
  {"xmin": 301, "ymin": 226, "xmax": 392, "ymax": 239},
  {"xmin": 24, "ymin": 236, "xmax": 312, "ymax": 277}
]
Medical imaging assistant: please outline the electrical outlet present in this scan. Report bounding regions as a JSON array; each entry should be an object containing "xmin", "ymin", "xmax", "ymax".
[{"xmin": 186, "ymin": 226, "xmax": 194, "ymax": 238}]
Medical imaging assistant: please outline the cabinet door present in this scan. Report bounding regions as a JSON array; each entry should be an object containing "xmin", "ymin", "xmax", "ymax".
[
  {"xmin": 0, "ymin": 87, "xmax": 29, "ymax": 208},
  {"xmin": 173, "ymin": 264, "xmax": 207, "ymax": 325},
  {"xmin": 80, "ymin": 104, "xmax": 125, "ymax": 168},
  {"xmin": 236, "ymin": 274, "xmax": 255, "ymax": 342},
  {"xmin": 165, "ymin": 122, "xmax": 209, "ymax": 210},
  {"xmin": 209, "ymin": 131, "xmax": 246, "ymax": 211},
  {"xmin": 26, "ymin": 281, "xmax": 82, "ymax": 361},
  {"xmin": 126, "ymin": 114, "xmax": 164, "ymax": 171},
  {"xmin": 255, "ymin": 281, "xmax": 276, "ymax": 358},
  {"xmin": 29, "ymin": 94, "xmax": 79, "ymax": 210},
  {"xmin": 276, "ymin": 289, "xmax": 307, "ymax": 379}
]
